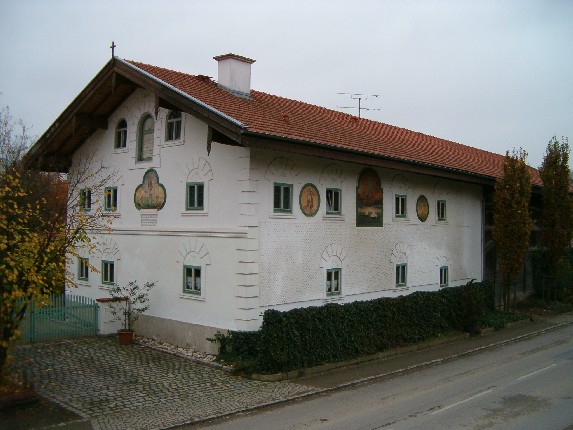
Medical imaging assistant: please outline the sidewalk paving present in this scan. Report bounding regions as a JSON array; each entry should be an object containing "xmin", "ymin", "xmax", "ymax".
[{"xmin": 2, "ymin": 313, "xmax": 572, "ymax": 430}]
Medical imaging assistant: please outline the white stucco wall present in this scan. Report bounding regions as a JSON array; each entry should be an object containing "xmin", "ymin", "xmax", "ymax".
[
  {"xmin": 68, "ymin": 89, "xmax": 252, "ymax": 343},
  {"xmin": 252, "ymin": 150, "xmax": 483, "ymax": 314}
]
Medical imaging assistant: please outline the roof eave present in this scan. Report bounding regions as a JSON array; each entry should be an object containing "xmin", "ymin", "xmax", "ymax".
[{"xmin": 240, "ymin": 130, "xmax": 500, "ymax": 186}]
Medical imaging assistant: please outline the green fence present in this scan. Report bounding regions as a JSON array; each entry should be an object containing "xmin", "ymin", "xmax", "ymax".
[{"xmin": 19, "ymin": 294, "xmax": 99, "ymax": 342}]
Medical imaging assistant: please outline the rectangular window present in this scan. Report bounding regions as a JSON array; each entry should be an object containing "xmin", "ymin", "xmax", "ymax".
[
  {"xmin": 437, "ymin": 200, "xmax": 447, "ymax": 221},
  {"xmin": 186, "ymin": 183, "xmax": 205, "ymax": 210},
  {"xmin": 166, "ymin": 111, "xmax": 182, "ymax": 141},
  {"xmin": 396, "ymin": 264, "xmax": 407, "ymax": 287},
  {"xmin": 326, "ymin": 268, "xmax": 341, "ymax": 295},
  {"xmin": 183, "ymin": 265, "xmax": 201, "ymax": 294},
  {"xmin": 440, "ymin": 266, "xmax": 449, "ymax": 287},
  {"xmin": 102, "ymin": 260, "xmax": 115, "ymax": 285},
  {"xmin": 115, "ymin": 120, "xmax": 127, "ymax": 149},
  {"xmin": 80, "ymin": 188, "xmax": 92, "ymax": 211},
  {"xmin": 273, "ymin": 183, "xmax": 292, "ymax": 213},
  {"xmin": 395, "ymin": 194, "xmax": 407, "ymax": 218},
  {"xmin": 104, "ymin": 187, "xmax": 118, "ymax": 212},
  {"xmin": 326, "ymin": 188, "xmax": 341, "ymax": 214},
  {"xmin": 78, "ymin": 257, "xmax": 89, "ymax": 281}
]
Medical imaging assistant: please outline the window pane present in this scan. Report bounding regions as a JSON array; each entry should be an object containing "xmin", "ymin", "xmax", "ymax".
[
  {"xmin": 194, "ymin": 268, "xmax": 201, "ymax": 291},
  {"xmin": 326, "ymin": 190, "xmax": 333, "ymax": 212},
  {"xmin": 273, "ymin": 185, "xmax": 281, "ymax": 209},
  {"xmin": 282, "ymin": 186, "xmax": 291, "ymax": 210},
  {"xmin": 197, "ymin": 185, "xmax": 204, "ymax": 208},
  {"xmin": 333, "ymin": 190, "xmax": 340, "ymax": 212},
  {"xmin": 185, "ymin": 268, "xmax": 193, "ymax": 291},
  {"xmin": 189, "ymin": 186, "xmax": 196, "ymax": 207}
]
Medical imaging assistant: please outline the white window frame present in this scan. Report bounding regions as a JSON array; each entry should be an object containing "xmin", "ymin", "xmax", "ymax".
[{"xmin": 396, "ymin": 263, "xmax": 407, "ymax": 287}]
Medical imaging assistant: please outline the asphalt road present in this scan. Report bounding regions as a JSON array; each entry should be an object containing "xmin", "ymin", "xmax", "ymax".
[{"xmin": 193, "ymin": 323, "xmax": 573, "ymax": 430}]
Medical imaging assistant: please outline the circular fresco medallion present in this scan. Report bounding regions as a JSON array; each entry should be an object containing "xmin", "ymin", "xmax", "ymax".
[
  {"xmin": 299, "ymin": 183, "xmax": 320, "ymax": 217},
  {"xmin": 416, "ymin": 195, "xmax": 429, "ymax": 222}
]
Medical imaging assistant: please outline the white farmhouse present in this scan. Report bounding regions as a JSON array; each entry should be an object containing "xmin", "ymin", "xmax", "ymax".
[{"xmin": 26, "ymin": 53, "xmax": 542, "ymax": 352}]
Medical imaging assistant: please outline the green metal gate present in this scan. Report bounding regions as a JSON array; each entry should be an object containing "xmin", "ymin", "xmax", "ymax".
[{"xmin": 19, "ymin": 294, "xmax": 98, "ymax": 342}]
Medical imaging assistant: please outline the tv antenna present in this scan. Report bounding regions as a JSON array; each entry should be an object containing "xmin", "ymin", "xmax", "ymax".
[{"xmin": 337, "ymin": 93, "xmax": 381, "ymax": 118}]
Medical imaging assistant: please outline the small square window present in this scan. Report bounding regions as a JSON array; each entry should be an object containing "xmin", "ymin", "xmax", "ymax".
[
  {"xmin": 186, "ymin": 183, "xmax": 204, "ymax": 210},
  {"xmin": 102, "ymin": 260, "xmax": 115, "ymax": 285},
  {"xmin": 104, "ymin": 187, "xmax": 118, "ymax": 212},
  {"xmin": 440, "ymin": 266, "xmax": 449, "ymax": 287},
  {"xmin": 396, "ymin": 264, "xmax": 407, "ymax": 287},
  {"xmin": 437, "ymin": 200, "xmax": 447, "ymax": 221},
  {"xmin": 166, "ymin": 111, "xmax": 182, "ymax": 141},
  {"xmin": 115, "ymin": 119, "xmax": 127, "ymax": 149},
  {"xmin": 183, "ymin": 265, "xmax": 201, "ymax": 295},
  {"xmin": 326, "ymin": 268, "xmax": 341, "ymax": 295},
  {"xmin": 80, "ymin": 189, "xmax": 92, "ymax": 211},
  {"xmin": 78, "ymin": 258, "xmax": 89, "ymax": 281},
  {"xmin": 326, "ymin": 188, "xmax": 341, "ymax": 214},
  {"xmin": 273, "ymin": 183, "xmax": 292, "ymax": 213}
]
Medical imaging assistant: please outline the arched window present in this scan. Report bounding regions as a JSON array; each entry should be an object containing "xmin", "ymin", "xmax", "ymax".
[
  {"xmin": 165, "ymin": 111, "xmax": 182, "ymax": 141},
  {"xmin": 114, "ymin": 119, "xmax": 127, "ymax": 149},
  {"xmin": 137, "ymin": 114, "xmax": 154, "ymax": 162}
]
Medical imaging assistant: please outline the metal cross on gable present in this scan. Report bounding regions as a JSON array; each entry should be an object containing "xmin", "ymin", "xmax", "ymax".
[{"xmin": 110, "ymin": 41, "xmax": 116, "ymax": 58}]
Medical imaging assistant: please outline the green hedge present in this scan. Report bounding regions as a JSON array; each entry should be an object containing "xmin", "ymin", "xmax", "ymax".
[{"xmin": 214, "ymin": 280, "xmax": 494, "ymax": 374}]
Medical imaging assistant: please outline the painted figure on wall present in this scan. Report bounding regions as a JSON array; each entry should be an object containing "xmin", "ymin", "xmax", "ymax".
[
  {"xmin": 300, "ymin": 183, "xmax": 320, "ymax": 217},
  {"xmin": 134, "ymin": 169, "xmax": 166, "ymax": 210},
  {"xmin": 416, "ymin": 195, "xmax": 429, "ymax": 222},
  {"xmin": 356, "ymin": 168, "xmax": 383, "ymax": 226}
]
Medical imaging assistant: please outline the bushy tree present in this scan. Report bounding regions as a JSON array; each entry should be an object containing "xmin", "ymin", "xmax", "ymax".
[
  {"xmin": 0, "ymin": 106, "xmax": 115, "ymax": 382},
  {"xmin": 493, "ymin": 149, "xmax": 533, "ymax": 311},
  {"xmin": 539, "ymin": 136, "xmax": 573, "ymax": 300}
]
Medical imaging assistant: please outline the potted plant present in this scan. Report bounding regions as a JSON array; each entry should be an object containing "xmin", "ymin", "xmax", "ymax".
[{"xmin": 108, "ymin": 281, "xmax": 155, "ymax": 345}]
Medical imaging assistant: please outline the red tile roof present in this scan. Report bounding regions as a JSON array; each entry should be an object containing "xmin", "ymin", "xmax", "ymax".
[{"xmin": 127, "ymin": 60, "xmax": 542, "ymax": 186}]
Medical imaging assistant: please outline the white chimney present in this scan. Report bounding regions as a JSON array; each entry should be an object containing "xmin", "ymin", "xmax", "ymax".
[{"xmin": 213, "ymin": 53, "xmax": 255, "ymax": 97}]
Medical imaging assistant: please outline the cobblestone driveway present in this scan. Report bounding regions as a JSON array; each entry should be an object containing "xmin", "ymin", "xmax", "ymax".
[{"xmin": 13, "ymin": 337, "xmax": 320, "ymax": 430}]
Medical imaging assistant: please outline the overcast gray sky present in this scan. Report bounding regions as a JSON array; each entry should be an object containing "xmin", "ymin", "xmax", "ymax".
[{"xmin": 1, "ymin": 0, "xmax": 571, "ymax": 169}]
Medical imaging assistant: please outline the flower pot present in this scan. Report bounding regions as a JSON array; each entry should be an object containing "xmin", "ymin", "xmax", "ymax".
[{"xmin": 117, "ymin": 330, "xmax": 134, "ymax": 345}]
